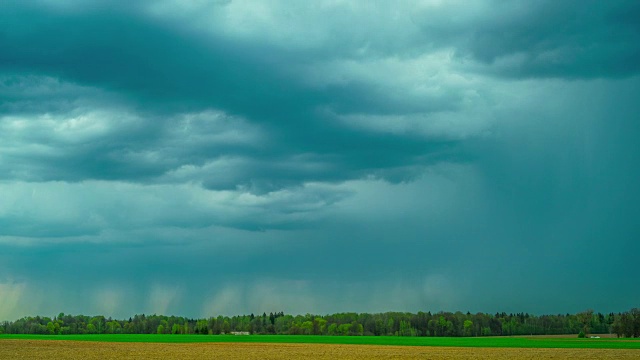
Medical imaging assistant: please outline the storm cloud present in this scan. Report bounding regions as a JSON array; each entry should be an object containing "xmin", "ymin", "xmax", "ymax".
[{"xmin": 0, "ymin": 0, "xmax": 638, "ymax": 320}]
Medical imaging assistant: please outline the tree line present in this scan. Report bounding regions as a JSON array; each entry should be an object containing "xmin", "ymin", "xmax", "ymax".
[{"xmin": 1, "ymin": 308, "xmax": 639, "ymax": 338}]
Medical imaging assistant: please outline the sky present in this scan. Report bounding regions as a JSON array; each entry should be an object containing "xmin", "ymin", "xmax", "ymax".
[{"xmin": 1, "ymin": 0, "xmax": 639, "ymax": 321}]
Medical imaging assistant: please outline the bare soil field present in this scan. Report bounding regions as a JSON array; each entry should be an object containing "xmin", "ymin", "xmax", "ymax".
[{"xmin": 0, "ymin": 340, "xmax": 638, "ymax": 360}]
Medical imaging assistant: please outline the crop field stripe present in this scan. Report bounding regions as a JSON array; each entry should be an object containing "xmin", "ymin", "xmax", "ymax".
[
  {"xmin": 1, "ymin": 340, "xmax": 639, "ymax": 360},
  {"xmin": 1, "ymin": 335, "xmax": 639, "ymax": 349}
]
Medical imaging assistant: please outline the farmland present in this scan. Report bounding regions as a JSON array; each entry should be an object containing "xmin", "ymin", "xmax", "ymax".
[
  {"xmin": 1, "ymin": 334, "xmax": 640, "ymax": 349},
  {"xmin": 1, "ymin": 339, "xmax": 639, "ymax": 360}
]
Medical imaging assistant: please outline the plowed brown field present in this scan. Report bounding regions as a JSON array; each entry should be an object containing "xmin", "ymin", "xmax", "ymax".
[{"xmin": 0, "ymin": 339, "xmax": 637, "ymax": 359}]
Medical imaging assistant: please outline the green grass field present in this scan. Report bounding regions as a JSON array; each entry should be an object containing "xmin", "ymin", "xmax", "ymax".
[{"xmin": 1, "ymin": 334, "xmax": 639, "ymax": 349}]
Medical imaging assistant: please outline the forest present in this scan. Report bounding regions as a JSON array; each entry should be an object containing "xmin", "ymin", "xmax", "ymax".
[{"xmin": 2, "ymin": 308, "xmax": 639, "ymax": 338}]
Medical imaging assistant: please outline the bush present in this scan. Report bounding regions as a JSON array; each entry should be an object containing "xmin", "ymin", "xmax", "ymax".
[{"xmin": 578, "ymin": 331, "xmax": 586, "ymax": 338}]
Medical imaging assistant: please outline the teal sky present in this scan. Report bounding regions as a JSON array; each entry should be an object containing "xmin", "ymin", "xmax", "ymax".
[{"xmin": 1, "ymin": 0, "xmax": 639, "ymax": 321}]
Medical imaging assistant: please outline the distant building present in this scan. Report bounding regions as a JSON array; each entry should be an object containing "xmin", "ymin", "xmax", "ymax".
[{"xmin": 230, "ymin": 331, "xmax": 250, "ymax": 335}]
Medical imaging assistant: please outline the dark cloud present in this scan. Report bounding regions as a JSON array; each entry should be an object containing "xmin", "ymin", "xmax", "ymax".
[
  {"xmin": 0, "ymin": 1, "xmax": 638, "ymax": 320},
  {"xmin": 0, "ymin": 3, "xmax": 465, "ymax": 189},
  {"xmin": 414, "ymin": 0, "xmax": 640, "ymax": 79}
]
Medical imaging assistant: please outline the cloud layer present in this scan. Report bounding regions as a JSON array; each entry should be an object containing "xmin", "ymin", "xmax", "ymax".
[{"xmin": 0, "ymin": 1, "xmax": 639, "ymax": 320}]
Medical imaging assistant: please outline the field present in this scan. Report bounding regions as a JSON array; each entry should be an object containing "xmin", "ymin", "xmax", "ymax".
[
  {"xmin": 2, "ymin": 334, "xmax": 639, "ymax": 349},
  {"xmin": 1, "ymin": 339, "xmax": 639, "ymax": 360}
]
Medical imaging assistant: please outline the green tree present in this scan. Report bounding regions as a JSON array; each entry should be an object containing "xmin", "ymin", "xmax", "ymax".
[
  {"xmin": 157, "ymin": 324, "xmax": 164, "ymax": 334},
  {"xmin": 576, "ymin": 309, "xmax": 594, "ymax": 336},
  {"xmin": 438, "ymin": 316, "xmax": 451, "ymax": 336},
  {"xmin": 313, "ymin": 317, "xmax": 327, "ymax": 335},
  {"xmin": 631, "ymin": 308, "xmax": 640, "ymax": 338},
  {"xmin": 46, "ymin": 322, "xmax": 55, "ymax": 335},
  {"xmin": 350, "ymin": 321, "xmax": 364, "ymax": 336},
  {"xmin": 300, "ymin": 321, "xmax": 313, "ymax": 335},
  {"xmin": 463, "ymin": 320, "xmax": 473, "ymax": 337},
  {"xmin": 196, "ymin": 320, "xmax": 208, "ymax": 335},
  {"xmin": 327, "ymin": 323, "xmax": 338, "ymax": 335},
  {"xmin": 53, "ymin": 321, "xmax": 61, "ymax": 335},
  {"xmin": 399, "ymin": 320, "xmax": 416, "ymax": 337},
  {"xmin": 337, "ymin": 323, "xmax": 352, "ymax": 336},
  {"xmin": 89, "ymin": 316, "xmax": 105, "ymax": 334},
  {"xmin": 106, "ymin": 321, "xmax": 121, "ymax": 334}
]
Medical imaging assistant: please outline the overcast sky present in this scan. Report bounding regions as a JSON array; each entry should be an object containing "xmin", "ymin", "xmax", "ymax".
[{"xmin": 1, "ymin": 0, "xmax": 639, "ymax": 321}]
